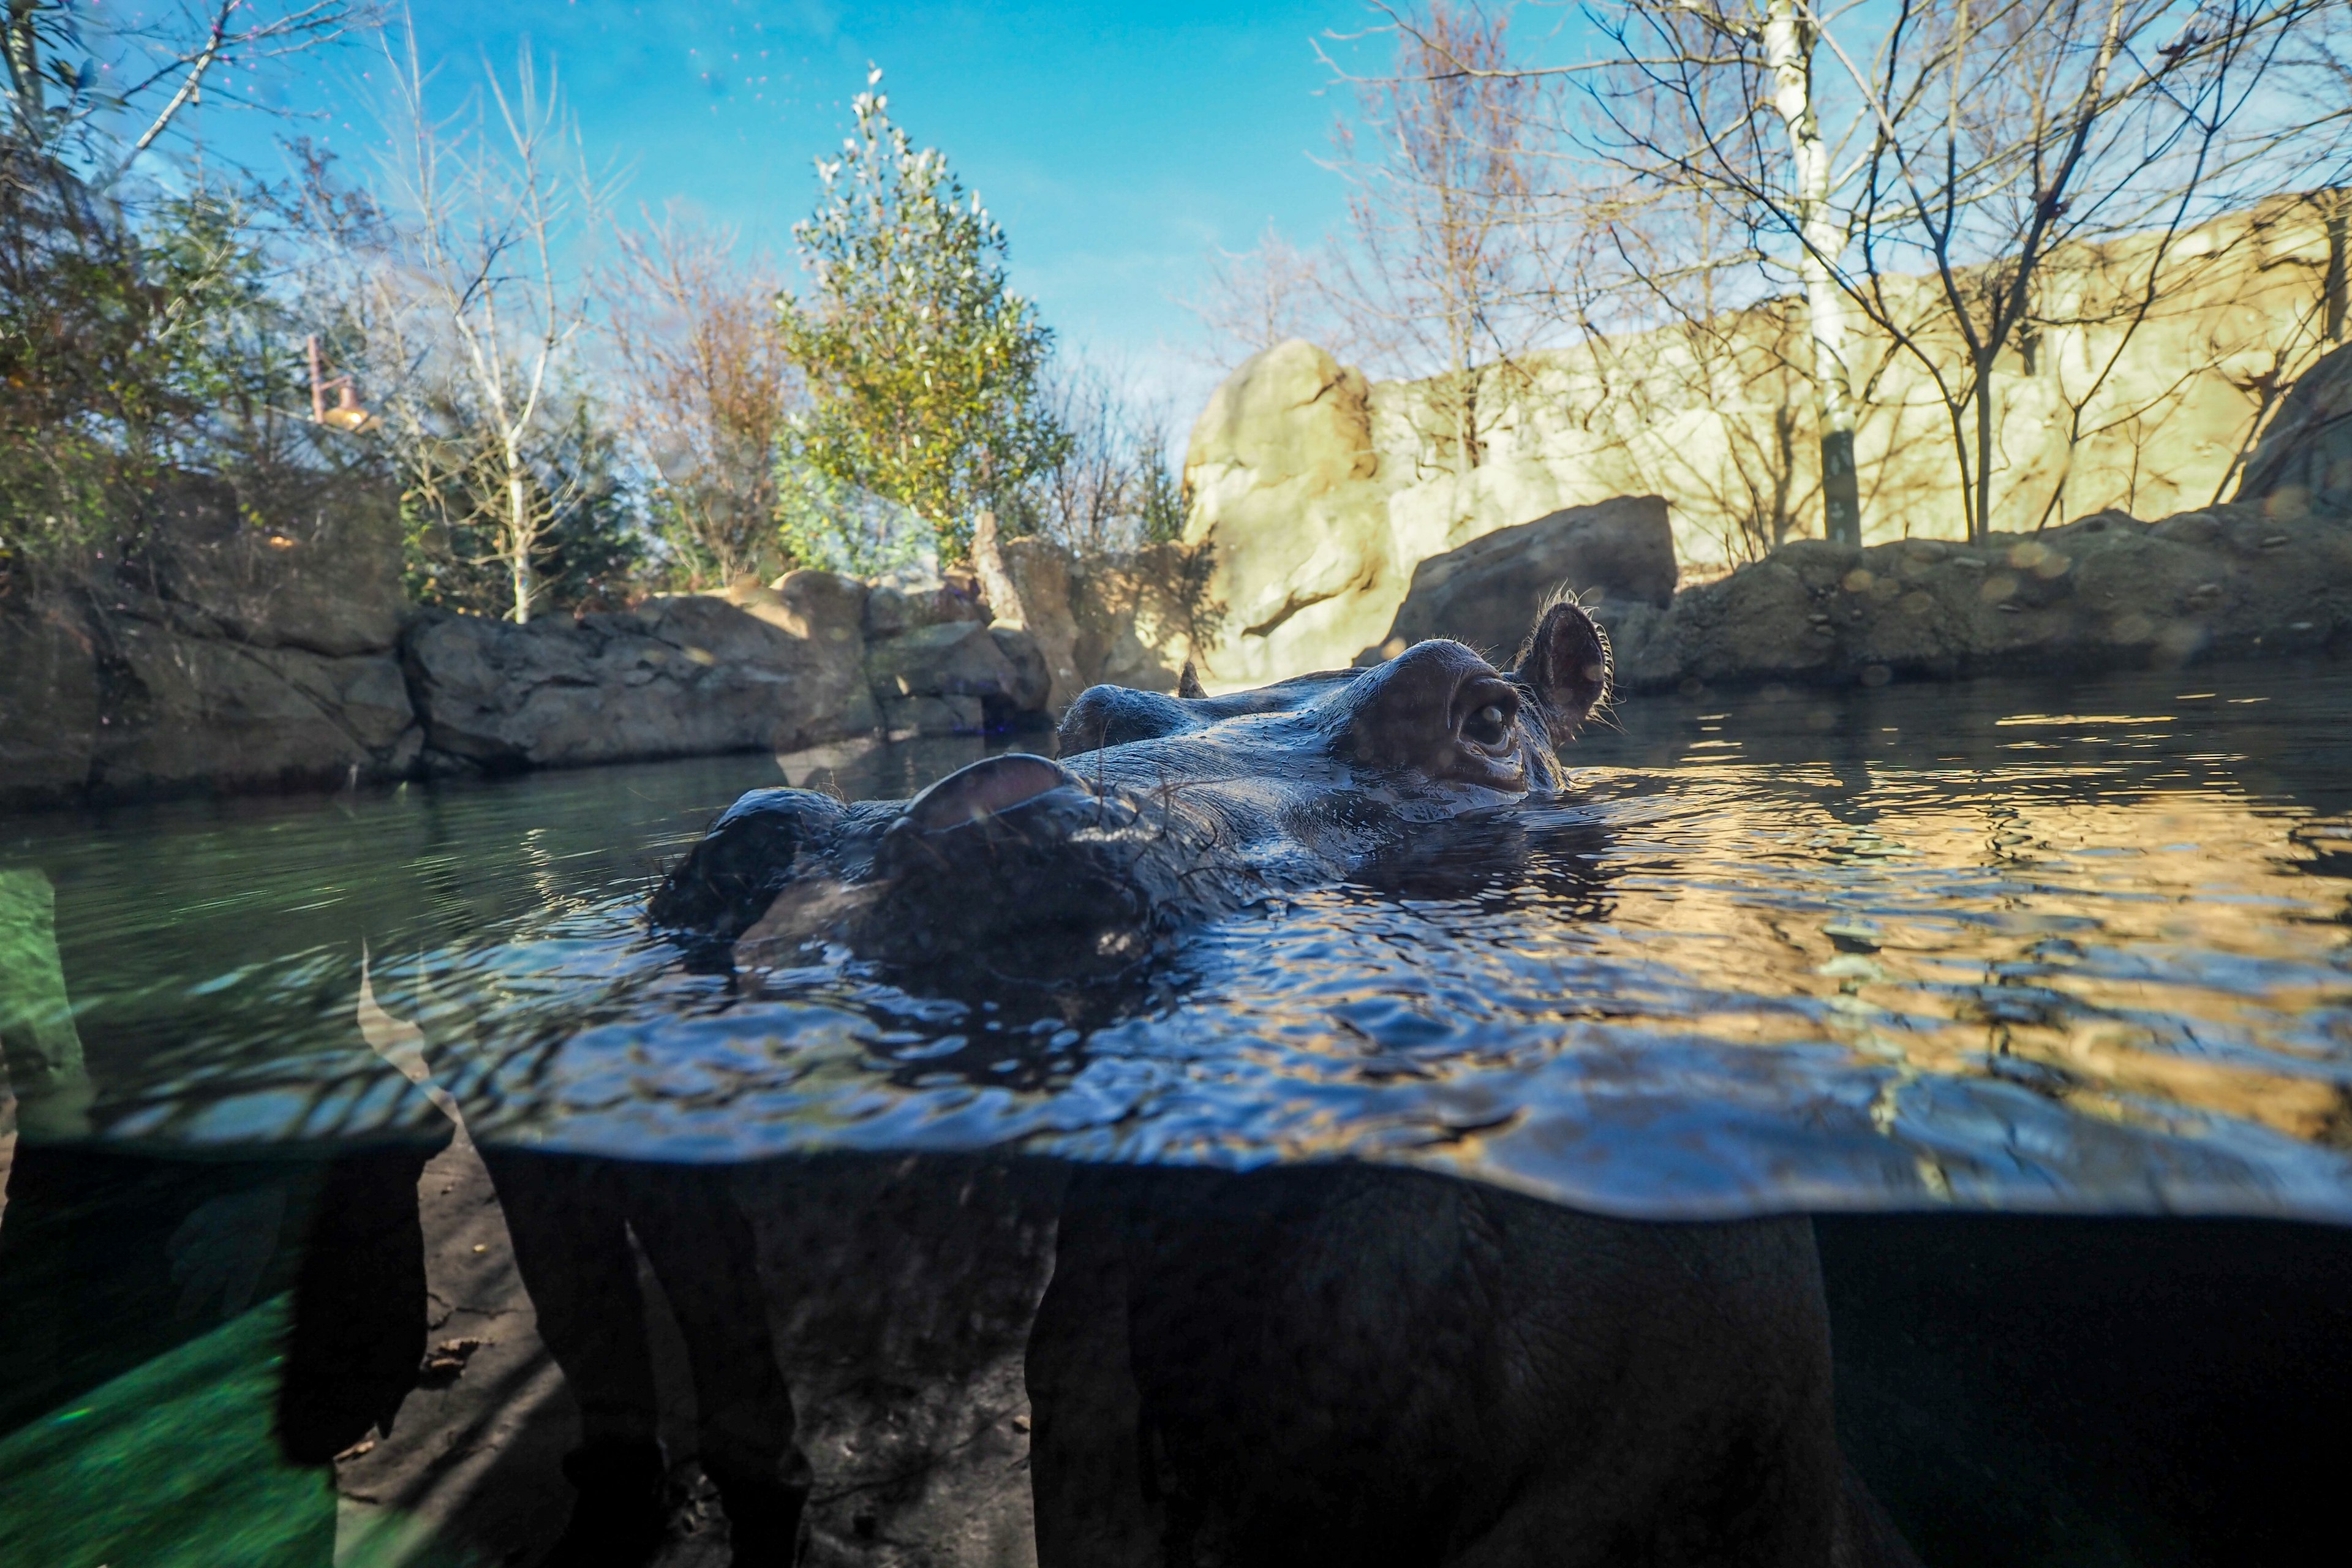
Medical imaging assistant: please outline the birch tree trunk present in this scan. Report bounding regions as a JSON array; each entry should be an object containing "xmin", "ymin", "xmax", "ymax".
[
  {"xmin": 1762, "ymin": 0, "xmax": 1863, "ymax": 546},
  {"xmin": 505, "ymin": 437, "xmax": 534, "ymax": 624}
]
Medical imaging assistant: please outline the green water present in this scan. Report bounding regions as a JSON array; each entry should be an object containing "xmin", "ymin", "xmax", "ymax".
[{"xmin": 6, "ymin": 664, "xmax": 2352, "ymax": 1566}]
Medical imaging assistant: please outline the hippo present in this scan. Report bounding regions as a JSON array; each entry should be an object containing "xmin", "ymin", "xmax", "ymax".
[
  {"xmin": 648, "ymin": 594, "xmax": 1613, "ymax": 980},
  {"xmin": 1030, "ymin": 1163, "xmax": 1923, "ymax": 1568}
]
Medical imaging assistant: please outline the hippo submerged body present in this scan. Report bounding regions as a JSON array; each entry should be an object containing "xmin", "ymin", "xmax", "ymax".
[
  {"xmin": 638, "ymin": 595, "xmax": 1921, "ymax": 1566},
  {"xmin": 650, "ymin": 597, "xmax": 1614, "ymax": 979}
]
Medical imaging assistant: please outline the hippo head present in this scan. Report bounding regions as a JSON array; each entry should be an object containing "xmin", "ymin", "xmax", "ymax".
[{"xmin": 650, "ymin": 597, "xmax": 1610, "ymax": 983}]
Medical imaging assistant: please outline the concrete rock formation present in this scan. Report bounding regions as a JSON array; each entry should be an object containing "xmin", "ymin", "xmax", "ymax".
[
  {"xmin": 1, "ymin": 488, "xmax": 424, "ymax": 807},
  {"xmin": 1369, "ymin": 495, "xmax": 1678, "ymax": 663},
  {"xmin": 0, "ymin": 505, "xmax": 1053, "ymax": 807},
  {"xmin": 971, "ymin": 514, "xmax": 1200, "ymax": 711},
  {"xmin": 1597, "ymin": 502, "xmax": 2352, "ymax": 693},
  {"xmin": 2239, "ymin": 339, "xmax": 2352, "ymax": 519},
  {"xmin": 134, "ymin": 477, "xmax": 410, "ymax": 658},
  {"xmin": 404, "ymin": 594, "xmax": 879, "ymax": 771},
  {"xmin": 1178, "ymin": 341, "xmax": 1388, "ymax": 687},
  {"xmin": 1175, "ymin": 198, "xmax": 2345, "ymax": 688},
  {"xmin": 863, "ymin": 617, "xmax": 1039, "ymax": 739}
]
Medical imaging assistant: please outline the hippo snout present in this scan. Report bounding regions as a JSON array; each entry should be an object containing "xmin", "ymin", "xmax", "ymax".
[{"xmin": 866, "ymin": 753, "xmax": 1173, "ymax": 978}]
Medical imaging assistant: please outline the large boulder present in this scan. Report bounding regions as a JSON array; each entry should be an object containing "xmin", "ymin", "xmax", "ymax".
[
  {"xmin": 990, "ymin": 625, "xmax": 1052, "ymax": 714},
  {"xmin": 1600, "ymin": 503, "xmax": 2352, "ymax": 693},
  {"xmin": 2238, "ymin": 339, "xmax": 2352, "ymax": 520},
  {"xmin": 864, "ymin": 619, "xmax": 1023, "ymax": 701},
  {"xmin": 973, "ymin": 513, "xmax": 1087, "ymax": 710},
  {"xmin": 0, "ymin": 477, "xmax": 419, "ymax": 807},
  {"xmin": 406, "ymin": 596, "xmax": 873, "ymax": 769},
  {"xmin": 89, "ymin": 615, "xmax": 417, "ymax": 792},
  {"xmin": 133, "ymin": 475, "xmax": 409, "ymax": 657},
  {"xmin": 1180, "ymin": 340, "xmax": 1390, "ymax": 687},
  {"xmin": 0, "ymin": 601, "xmax": 100, "ymax": 803},
  {"xmin": 1, "ymin": 582, "xmax": 420, "ymax": 808},
  {"xmin": 972, "ymin": 517, "xmax": 1202, "ymax": 712},
  {"xmin": 1370, "ymin": 496, "xmax": 1677, "ymax": 660},
  {"xmin": 712, "ymin": 575, "xmax": 876, "ymax": 731}
]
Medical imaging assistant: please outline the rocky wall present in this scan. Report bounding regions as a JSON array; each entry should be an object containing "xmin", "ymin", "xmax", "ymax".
[
  {"xmin": 0, "ymin": 493, "xmax": 1055, "ymax": 812},
  {"xmin": 1175, "ymin": 197, "xmax": 2350, "ymax": 686}
]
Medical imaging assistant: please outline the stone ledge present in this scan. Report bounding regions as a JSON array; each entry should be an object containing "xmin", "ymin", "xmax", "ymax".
[{"xmin": 1595, "ymin": 501, "xmax": 2352, "ymax": 695}]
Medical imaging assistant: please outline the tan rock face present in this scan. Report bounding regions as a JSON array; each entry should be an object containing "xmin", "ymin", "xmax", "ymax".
[
  {"xmin": 972, "ymin": 520, "xmax": 1199, "ymax": 712},
  {"xmin": 1181, "ymin": 341, "xmax": 1393, "ymax": 687},
  {"xmin": 1171, "ymin": 199, "xmax": 2343, "ymax": 692}
]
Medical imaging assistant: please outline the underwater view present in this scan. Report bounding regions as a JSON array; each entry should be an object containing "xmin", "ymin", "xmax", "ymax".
[
  {"xmin": 7, "ymin": 0, "xmax": 2352, "ymax": 1561},
  {"xmin": 4, "ymin": 659, "xmax": 2350, "ymax": 1567}
]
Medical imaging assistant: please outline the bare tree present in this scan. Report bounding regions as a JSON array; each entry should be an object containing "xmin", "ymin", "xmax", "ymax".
[
  {"xmin": 605, "ymin": 217, "xmax": 798, "ymax": 586},
  {"xmin": 1320, "ymin": 0, "xmax": 1553, "ymax": 472},
  {"xmin": 1576, "ymin": 0, "xmax": 2352, "ymax": 545},
  {"xmin": 1176, "ymin": 221, "xmax": 1352, "ymax": 369},
  {"xmin": 3, "ymin": 0, "xmax": 373, "ymax": 186},
  {"xmin": 364, "ymin": 31, "xmax": 609, "ymax": 622},
  {"xmin": 1017, "ymin": 358, "xmax": 1185, "ymax": 555}
]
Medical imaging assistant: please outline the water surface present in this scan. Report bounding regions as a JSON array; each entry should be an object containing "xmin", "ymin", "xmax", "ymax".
[{"xmin": 9, "ymin": 660, "xmax": 2351, "ymax": 1221}]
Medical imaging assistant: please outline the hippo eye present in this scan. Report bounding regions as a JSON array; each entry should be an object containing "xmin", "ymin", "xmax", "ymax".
[{"xmin": 1464, "ymin": 702, "xmax": 1511, "ymax": 747}]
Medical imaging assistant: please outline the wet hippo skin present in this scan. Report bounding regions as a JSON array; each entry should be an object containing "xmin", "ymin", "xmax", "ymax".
[
  {"xmin": 1028, "ymin": 1165, "xmax": 1918, "ymax": 1568},
  {"xmin": 649, "ymin": 599, "xmax": 1614, "ymax": 982}
]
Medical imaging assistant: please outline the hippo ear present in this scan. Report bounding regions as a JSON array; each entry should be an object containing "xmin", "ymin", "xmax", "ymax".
[
  {"xmin": 1177, "ymin": 660, "xmax": 1207, "ymax": 699},
  {"xmin": 1511, "ymin": 596, "xmax": 1611, "ymax": 739}
]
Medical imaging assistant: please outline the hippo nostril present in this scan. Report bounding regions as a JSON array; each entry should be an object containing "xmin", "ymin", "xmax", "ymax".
[{"xmin": 902, "ymin": 753, "xmax": 1077, "ymax": 834}]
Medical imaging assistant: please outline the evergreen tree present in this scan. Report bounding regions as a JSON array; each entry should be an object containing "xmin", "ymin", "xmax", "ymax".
[{"xmin": 778, "ymin": 72, "xmax": 1066, "ymax": 565}]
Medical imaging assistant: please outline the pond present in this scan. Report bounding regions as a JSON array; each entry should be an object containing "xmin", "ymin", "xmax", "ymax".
[{"xmin": 3, "ymin": 660, "xmax": 2350, "ymax": 1567}]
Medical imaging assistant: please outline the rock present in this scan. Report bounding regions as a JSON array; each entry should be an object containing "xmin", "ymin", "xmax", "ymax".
[
  {"xmin": 989, "ymin": 627, "xmax": 1052, "ymax": 714},
  {"xmin": 970, "ymin": 511, "xmax": 1023, "ymax": 623},
  {"xmin": 405, "ymin": 597, "xmax": 871, "ymax": 769},
  {"xmin": 644, "ymin": 589, "xmax": 876, "ymax": 739},
  {"xmin": 735, "ymin": 570, "xmax": 868, "ymax": 646},
  {"xmin": 1069, "ymin": 543, "xmax": 1200, "ymax": 696},
  {"xmin": 1610, "ymin": 503, "xmax": 2352, "ymax": 693},
  {"xmin": 880, "ymin": 694, "xmax": 987, "ymax": 739},
  {"xmin": 1, "ymin": 595, "xmax": 417, "ymax": 809},
  {"xmin": 89, "ymin": 614, "xmax": 415, "ymax": 794},
  {"xmin": 1370, "ymin": 496, "xmax": 1676, "ymax": 660},
  {"xmin": 2239, "ymin": 339, "xmax": 2352, "ymax": 520},
  {"xmin": 134, "ymin": 475, "xmax": 408, "ymax": 657},
  {"xmin": 978, "ymin": 524, "xmax": 1085, "ymax": 709},
  {"xmin": 1180, "ymin": 340, "xmax": 1390, "ymax": 687},
  {"xmin": 863, "ymin": 584, "xmax": 911, "ymax": 640},
  {"xmin": 1672, "ymin": 560, "xmax": 1834, "ymax": 682},
  {"xmin": 0, "ymin": 477, "xmax": 419, "ymax": 807},
  {"xmin": 971, "ymin": 524, "xmax": 1203, "ymax": 711},
  {"xmin": 1157, "ymin": 202, "xmax": 2343, "ymax": 688},
  {"xmin": 862, "ymin": 576, "xmax": 986, "ymax": 644},
  {"xmin": 0, "ymin": 600, "xmax": 99, "ymax": 804},
  {"xmin": 864, "ymin": 620, "xmax": 1023, "ymax": 704}
]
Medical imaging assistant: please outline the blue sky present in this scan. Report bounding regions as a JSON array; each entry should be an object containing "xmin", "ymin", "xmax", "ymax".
[{"xmin": 236, "ymin": 1, "xmax": 1416, "ymax": 413}]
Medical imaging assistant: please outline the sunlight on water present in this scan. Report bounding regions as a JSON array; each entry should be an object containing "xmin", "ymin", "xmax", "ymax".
[{"xmin": 7, "ymin": 663, "xmax": 2351, "ymax": 1220}]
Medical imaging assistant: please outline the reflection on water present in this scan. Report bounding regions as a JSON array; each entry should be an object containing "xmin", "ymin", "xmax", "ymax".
[
  {"xmin": 5, "ymin": 664, "xmax": 2352, "ymax": 1562},
  {"xmin": 8, "ymin": 665, "xmax": 2347, "ymax": 1216}
]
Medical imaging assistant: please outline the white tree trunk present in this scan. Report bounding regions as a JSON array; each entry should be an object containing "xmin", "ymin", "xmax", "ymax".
[
  {"xmin": 1763, "ymin": 0, "xmax": 1863, "ymax": 546},
  {"xmin": 505, "ymin": 439, "xmax": 534, "ymax": 624}
]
